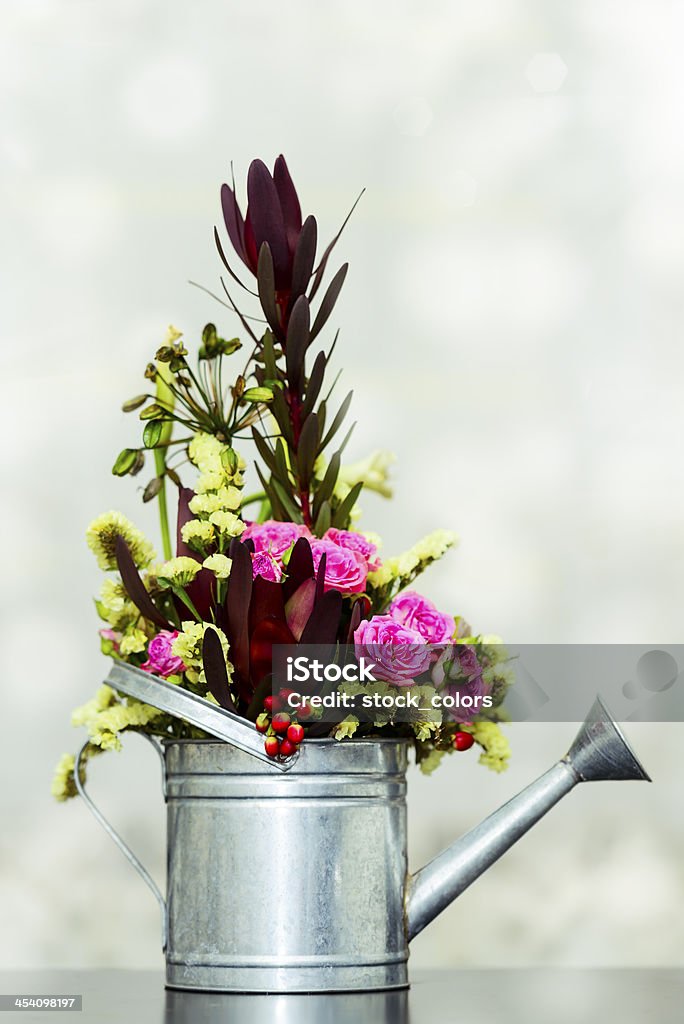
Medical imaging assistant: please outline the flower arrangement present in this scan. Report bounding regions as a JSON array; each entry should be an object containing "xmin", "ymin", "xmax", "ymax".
[{"xmin": 53, "ymin": 157, "xmax": 512, "ymax": 801}]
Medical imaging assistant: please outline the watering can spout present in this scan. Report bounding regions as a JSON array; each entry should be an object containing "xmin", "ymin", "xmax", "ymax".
[{"xmin": 406, "ymin": 697, "xmax": 650, "ymax": 941}]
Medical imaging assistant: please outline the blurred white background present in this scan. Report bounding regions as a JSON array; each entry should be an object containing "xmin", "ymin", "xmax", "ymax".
[{"xmin": 2, "ymin": 0, "xmax": 684, "ymax": 970}]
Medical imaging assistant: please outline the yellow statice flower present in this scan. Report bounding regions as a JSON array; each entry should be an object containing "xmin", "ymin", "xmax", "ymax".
[
  {"xmin": 71, "ymin": 685, "xmax": 117, "ymax": 728},
  {"xmin": 408, "ymin": 685, "xmax": 441, "ymax": 739},
  {"xmin": 86, "ymin": 511, "xmax": 156, "ymax": 572},
  {"xmin": 158, "ymin": 556, "xmax": 201, "ymax": 588},
  {"xmin": 181, "ymin": 519, "xmax": 215, "ymax": 552},
  {"xmin": 189, "ymin": 489, "xmax": 242, "ymax": 515},
  {"xmin": 188, "ymin": 432, "xmax": 224, "ymax": 473},
  {"xmin": 88, "ymin": 699, "xmax": 166, "ymax": 751},
  {"xmin": 97, "ymin": 578, "xmax": 138, "ymax": 630},
  {"xmin": 51, "ymin": 753, "xmax": 78, "ymax": 801},
  {"xmin": 172, "ymin": 622, "xmax": 231, "ymax": 686},
  {"xmin": 467, "ymin": 721, "xmax": 511, "ymax": 773},
  {"xmin": 334, "ymin": 715, "xmax": 359, "ymax": 740},
  {"xmin": 119, "ymin": 628, "xmax": 148, "ymax": 656},
  {"xmin": 209, "ymin": 510, "xmax": 245, "ymax": 538},
  {"xmin": 419, "ymin": 748, "xmax": 446, "ymax": 775},
  {"xmin": 189, "ymin": 432, "xmax": 245, "ymax": 482},
  {"xmin": 196, "ymin": 471, "xmax": 225, "ymax": 493},
  {"xmin": 203, "ymin": 553, "xmax": 232, "ymax": 579},
  {"xmin": 368, "ymin": 529, "xmax": 458, "ymax": 590}
]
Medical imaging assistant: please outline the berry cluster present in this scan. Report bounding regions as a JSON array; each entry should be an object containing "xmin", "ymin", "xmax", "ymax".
[{"xmin": 257, "ymin": 690, "xmax": 307, "ymax": 759}]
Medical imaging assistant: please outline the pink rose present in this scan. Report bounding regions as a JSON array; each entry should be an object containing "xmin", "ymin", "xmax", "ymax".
[
  {"xmin": 354, "ymin": 614, "xmax": 433, "ymax": 685},
  {"xmin": 252, "ymin": 550, "xmax": 283, "ymax": 582},
  {"xmin": 388, "ymin": 590, "xmax": 455, "ymax": 644},
  {"xmin": 310, "ymin": 538, "xmax": 368, "ymax": 595},
  {"xmin": 242, "ymin": 520, "xmax": 311, "ymax": 560},
  {"xmin": 324, "ymin": 527, "xmax": 381, "ymax": 571},
  {"xmin": 141, "ymin": 630, "xmax": 186, "ymax": 678}
]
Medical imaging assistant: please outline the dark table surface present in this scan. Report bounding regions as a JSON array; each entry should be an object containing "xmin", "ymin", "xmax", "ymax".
[{"xmin": 0, "ymin": 969, "xmax": 682, "ymax": 1023}]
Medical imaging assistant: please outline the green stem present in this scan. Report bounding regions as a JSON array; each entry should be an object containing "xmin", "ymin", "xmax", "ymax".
[
  {"xmin": 241, "ymin": 490, "xmax": 266, "ymax": 507},
  {"xmin": 155, "ymin": 362, "xmax": 176, "ymax": 561},
  {"xmin": 154, "ymin": 448, "xmax": 173, "ymax": 560}
]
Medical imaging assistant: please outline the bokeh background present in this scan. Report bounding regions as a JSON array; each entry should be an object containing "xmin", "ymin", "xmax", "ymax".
[{"xmin": 2, "ymin": 0, "xmax": 684, "ymax": 970}]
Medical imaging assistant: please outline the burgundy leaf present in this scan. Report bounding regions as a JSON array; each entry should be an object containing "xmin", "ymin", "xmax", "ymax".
[
  {"xmin": 285, "ymin": 579, "xmax": 316, "ymax": 641},
  {"xmin": 282, "ymin": 537, "xmax": 315, "ymax": 601},
  {"xmin": 243, "ymin": 209, "xmax": 258, "ymax": 271},
  {"xmin": 346, "ymin": 600, "xmax": 362, "ymax": 644},
  {"xmin": 220, "ymin": 183, "xmax": 249, "ymax": 269},
  {"xmin": 250, "ymin": 616, "xmax": 295, "ymax": 687},
  {"xmin": 300, "ymin": 589, "xmax": 343, "ymax": 645},
  {"xmin": 310, "ymin": 263, "xmax": 348, "ymax": 343},
  {"xmin": 115, "ymin": 536, "xmax": 172, "ymax": 630},
  {"xmin": 273, "ymin": 154, "xmax": 302, "ymax": 256},
  {"xmin": 309, "ymin": 188, "xmax": 364, "ymax": 302},
  {"xmin": 202, "ymin": 627, "xmax": 237, "ymax": 712},
  {"xmin": 225, "ymin": 539, "xmax": 253, "ymax": 689},
  {"xmin": 315, "ymin": 551, "xmax": 327, "ymax": 603},
  {"xmin": 289, "ymin": 215, "xmax": 318, "ymax": 308},
  {"xmin": 174, "ymin": 488, "xmax": 215, "ymax": 621},
  {"xmin": 247, "ymin": 159, "xmax": 290, "ymax": 287},
  {"xmin": 285, "ymin": 294, "xmax": 310, "ymax": 393},
  {"xmin": 257, "ymin": 242, "xmax": 283, "ymax": 337},
  {"xmin": 249, "ymin": 575, "xmax": 286, "ymax": 635}
]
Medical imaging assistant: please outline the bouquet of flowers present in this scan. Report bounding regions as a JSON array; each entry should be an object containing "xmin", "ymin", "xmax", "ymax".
[{"xmin": 53, "ymin": 156, "xmax": 512, "ymax": 801}]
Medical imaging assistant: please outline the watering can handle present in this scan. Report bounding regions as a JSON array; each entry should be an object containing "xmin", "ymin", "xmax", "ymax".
[{"xmin": 74, "ymin": 735, "xmax": 168, "ymax": 952}]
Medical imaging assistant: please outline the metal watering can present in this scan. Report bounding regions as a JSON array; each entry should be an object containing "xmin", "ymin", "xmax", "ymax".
[{"xmin": 76, "ymin": 662, "xmax": 650, "ymax": 993}]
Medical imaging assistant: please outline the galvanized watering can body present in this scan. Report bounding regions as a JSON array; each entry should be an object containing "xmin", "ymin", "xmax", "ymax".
[
  {"xmin": 165, "ymin": 738, "xmax": 410, "ymax": 992},
  {"xmin": 76, "ymin": 670, "xmax": 650, "ymax": 994}
]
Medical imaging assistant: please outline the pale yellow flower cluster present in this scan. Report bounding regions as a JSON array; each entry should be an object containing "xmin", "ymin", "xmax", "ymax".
[
  {"xmin": 185, "ymin": 433, "xmax": 245, "ymax": 561},
  {"xmin": 97, "ymin": 578, "xmax": 137, "ymax": 631},
  {"xmin": 51, "ymin": 753, "xmax": 78, "ymax": 801},
  {"xmin": 367, "ymin": 529, "xmax": 458, "ymax": 589},
  {"xmin": 202, "ymin": 553, "xmax": 232, "ymax": 579},
  {"xmin": 180, "ymin": 519, "xmax": 215, "ymax": 553},
  {"xmin": 71, "ymin": 684, "xmax": 164, "ymax": 752},
  {"xmin": 172, "ymin": 621, "xmax": 231, "ymax": 687},
  {"xmin": 158, "ymin": 556, "xmax": 202, "ymax": 588},
  {"xmin": 468, "ymin": 721, "xmax": 511, "ymax": 773},
  {"xmin": 86, "ymin": 511, "xmax": 156, "ymax": 572},
  {"xmin": 333, "ymin": 716, "xmax": 360, "ymax": 740}
]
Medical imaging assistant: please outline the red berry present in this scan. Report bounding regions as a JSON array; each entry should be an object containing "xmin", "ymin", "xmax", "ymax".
[
  {"xmin": 279, "ymin": 738, "xmax": 298, "ymax": 757},
  {"xmin": 297, "ymin": 704, "xmax": 313, "ymax": 721},
  {"xmin": 279, "ymin": 687, "xmax": 296, "ymax": 702},
  {"xmin": 453, "ymin": 731, "xmax": 475, "ymax": 752},
  {"xmin": 287, "ymin": 723, "xmax": 305, "ymax": 744},
  {"xmin": 255, "ymin": 713, "xmax": 270, "ymax": 734},
  {"xmin": 264, "ymin": 736, "xmax": 280, "ymax": 758},
  {"xmin": 264, "ymin": 695, "xmax": 283, "ymax": 714},
  {"xmin": 271, "ymin": 712, "xmax": 291, "ymax": 734}
]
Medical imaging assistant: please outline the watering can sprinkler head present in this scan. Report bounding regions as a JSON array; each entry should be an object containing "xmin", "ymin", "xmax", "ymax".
[
  {"xmin": 406, "ymin": 695, "xmax": 650, "ymax": 941},
  {"xmin": 563, "ymin": 696, "xmax": 651, "ymax": 783}
]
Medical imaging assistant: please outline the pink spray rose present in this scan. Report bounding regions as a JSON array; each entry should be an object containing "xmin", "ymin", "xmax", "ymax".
[
  {"xmin": 388, "ymin": 590, "xmax": 455, "ymax": 644},
  {"xmin": 141, "ymin": 630, "xmax": 186, "ymax": 678},
  {"xmin": 354, "ymin": 614, "xmax": 433, "ymax": 685},
  {"xmin": 251, "ymin": 550, "xmax": 283, "ymax": 582},
  {"xmin": 310, "ymin": 538, "xmax": 368, "ymax": 595},
  {"xmin": 324, "ymin": 527, "xmax": 381, "ymax": 571},
  {"xmin": 242, "ymin": 520, "xmax": 311, "ymax": 560}
]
